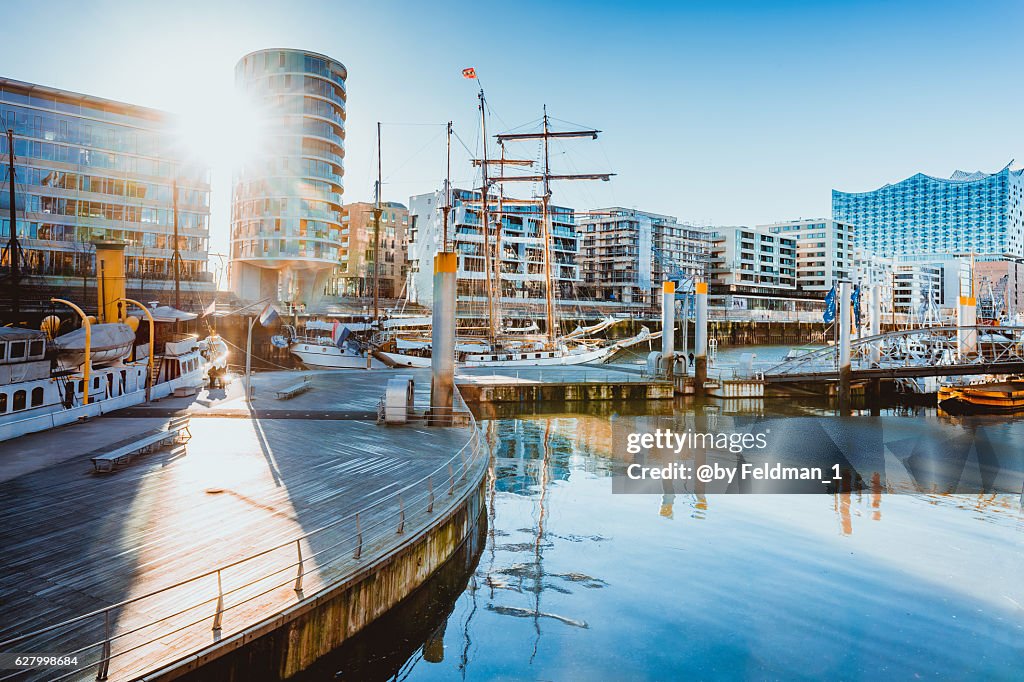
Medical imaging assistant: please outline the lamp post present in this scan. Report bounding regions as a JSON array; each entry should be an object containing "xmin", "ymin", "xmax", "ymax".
[
  {"xmin": 51, "ymin": 298, "xmax": 90, "ymax": 406},
  {"xmin": 245, "ymin": 315, "xmax": 257, "ymax": 402},
  {"xmin": 117, "ymin": 298, "xmax": 155, "ymax": 401}
]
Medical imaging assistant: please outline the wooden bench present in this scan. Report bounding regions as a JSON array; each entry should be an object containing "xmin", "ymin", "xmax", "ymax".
[
  {"xmin": 275, "ymin": 375, "xmax": 313, "ymax": 400},
  {"xmin": 91, "ymin": 416, "xmax": 192, "ymax": 473}
]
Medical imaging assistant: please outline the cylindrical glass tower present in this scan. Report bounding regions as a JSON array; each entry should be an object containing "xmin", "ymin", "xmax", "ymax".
[{"xmin": 229, "ymin": 48, "xmax": 347, "ymax": 306}]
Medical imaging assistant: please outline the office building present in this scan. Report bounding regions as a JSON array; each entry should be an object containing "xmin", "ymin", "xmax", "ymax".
[
  {"xmin": 324, "ymin": 201, "xmax": 409, "ymax": 299},
  {"xmin": 832, "ymin": 165, "xmax": 1024, "ymax": 259},
  {"xmin": 761, "ymin": 218, "xmax": 855, "ymax": 292},
  {"xmin": 229, "ymin": 49, "xmax": 347, "ymax": 308},
  {"xmin": 407, "ymin": 188, "xmax": 578, "ymax": 308},
  {"xmin": 0, "ymin": 77, "xmax": 212, "ymax": 315},
  {"xmin": 577, "ymin": 208, "xmax": 708, "ymax": 307}
]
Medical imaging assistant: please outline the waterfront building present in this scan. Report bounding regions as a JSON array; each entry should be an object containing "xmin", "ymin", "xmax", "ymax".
[
  {"xmin": 854, "ymin": 249, "xmax": 894, "ymax": 287},
  {"xmin": 576, "ymin": 208, "xmax": 708, "ymax": 308},
  {"xmin": 0, "ymin": 77, "xmax": 212, "ymax": 315},
  {"xmin": 761, "ymin": 218, "xmax": 855, "ymax": 292},
  {"xmin": 407, "ymin": 188, "xmax": 578, "ymax": 309},
  {"xmin": 706, "ymin": 225, "xmax": 824, "ymax": 319},
  {"xmin": 974, "ymin": 259, "xmax": 1024, "ymax": 319},
  {"xmin": 324, "ymin": 201, "xmax": 409, "ymax": 299},
  {"xmin": 890, "ymin": 255, "xmax": 970, "ymax": 320},
  {"xmin": 229, "ymin": 49, "xmax": 347, "ymax": 309},
  {"xmin": 832, "ymin": 165, "xmax": 1024, "ymax": 259}
]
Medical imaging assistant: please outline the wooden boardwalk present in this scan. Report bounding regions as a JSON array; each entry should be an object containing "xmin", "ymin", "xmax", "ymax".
[{"xmin": 0, "ymin": 371, "xmax": 478, "ymax": 681}]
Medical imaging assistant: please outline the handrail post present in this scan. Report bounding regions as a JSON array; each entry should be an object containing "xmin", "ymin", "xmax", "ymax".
[
  {"xmin": 397, "ymin": 495, "xmax": 405, "ymax": 534},
  {"xmin": 427, "ymin": 476, "xmax": 434, "ymax": 513},
  {"xmin": 448, "ymin": 462, "xmax": 455, "ymax": 496},
  {"xmin": 95, "ymin": 608, "xmax": 111, "ymax": 681},
  {"xmin": 354, "ymin": 513, "xmax": 362, "ymax": 559},
  {"xmin": 212, "ymin": 569, "xmax": 224, "ymax": 631},
  {"xmin": 293, "ymin": 539, "xmax": 304, "ymax": 593}
]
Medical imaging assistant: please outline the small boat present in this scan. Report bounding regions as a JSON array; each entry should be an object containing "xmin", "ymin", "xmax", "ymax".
[
  {"xmin": 938, "ymin": 379, "xmax": 1024, "ymax": 414},
  {"xmin": 51, "ymin": 322, "xmax": 136, "ymax": 370}
]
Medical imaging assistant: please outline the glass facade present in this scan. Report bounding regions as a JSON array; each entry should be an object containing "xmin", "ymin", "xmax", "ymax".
[
  {"xmin": 832, "ymin": 167, "xmax": 1024, "ymax": 259},
  {"xmin": 0, "ymin": 77, "xmax": 211, "ymax": 289},
  {"xmin": 230, "ymin": 49, "xmax": 346, "ymax": 304}
]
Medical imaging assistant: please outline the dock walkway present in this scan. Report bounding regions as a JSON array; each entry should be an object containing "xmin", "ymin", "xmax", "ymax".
[{"xmin": 0, "ymin": 370, "xmax": 481, "ymax": 681}]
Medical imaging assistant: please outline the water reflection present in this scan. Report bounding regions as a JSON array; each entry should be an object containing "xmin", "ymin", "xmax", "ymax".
[{"xmin": 298, "ymin": 406, "xmax": 1024, "ymax": 681}]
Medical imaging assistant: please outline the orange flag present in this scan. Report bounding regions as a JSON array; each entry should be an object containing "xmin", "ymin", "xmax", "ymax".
[{"xmin": 462, "ymin": 67, "xmax": 476, "ymax": 79}]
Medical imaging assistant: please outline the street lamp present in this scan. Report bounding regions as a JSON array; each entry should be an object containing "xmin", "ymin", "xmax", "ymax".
[
  {"xmin": 51, "ymin": 298, "xmax": 91, "ymax": 406},
  {"xmin": 245, "ymin": 314, "xmax": 258, "ymax": 402},
  {"xmin": 117, "ymin": 298, "xmax": 155, "ymax": 401}
]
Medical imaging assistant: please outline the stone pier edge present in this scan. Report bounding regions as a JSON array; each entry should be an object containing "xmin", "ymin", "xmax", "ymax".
[{"xmin": 140, "ymin": 425, "xmax": 489, "ymax": 681}]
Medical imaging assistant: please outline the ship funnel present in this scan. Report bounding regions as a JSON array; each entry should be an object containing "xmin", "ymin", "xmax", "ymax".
[{"xmin": 94, "ymin": 240, "xmax": 127, "ymax": 323}]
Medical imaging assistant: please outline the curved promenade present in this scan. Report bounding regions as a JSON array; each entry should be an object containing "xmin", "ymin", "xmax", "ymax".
[{"xmin": 0, "ymin": 370, "xmax": 487, "ymax": 681}]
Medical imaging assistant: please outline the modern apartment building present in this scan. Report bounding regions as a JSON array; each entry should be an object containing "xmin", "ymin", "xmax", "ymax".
[
  {"xmin": 761, "ymin": 218, "xmax": 855, "ymax": 292},
  {"xmin": 229, "ymin": 49, "xmax": 347, "ymax": 308},
  {"xmin": 324, "ymin": 201, "xmax": 408, "ymax": 299},
  {"xmin": 0, "ymin": 77, "xmax": 212, "ymax": 315},
  {"xmin": 707, "ymin": 225, "xmax": 804, "ymax": 314},
  {"xmin": 407, "ymin": 188, "xmax": 578, "ymax": 308},
  {"xmin": 577, "ymin": 208, "xmax": 708, "ymax": 307},
  {"xmin": 832, "ymin": 165, "xmax": 1024, "ymax": 259}
]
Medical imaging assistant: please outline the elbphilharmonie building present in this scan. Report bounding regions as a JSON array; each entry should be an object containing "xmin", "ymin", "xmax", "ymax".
[{"xmin": 832, "ymin": 164, "xmax": 1024, "ymax": 258}]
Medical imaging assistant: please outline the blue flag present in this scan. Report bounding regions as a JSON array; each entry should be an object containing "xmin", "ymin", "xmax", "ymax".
[
  {"xmin": 823, "ymin": 285, "xmax": 837, "ymax": 323},
  {"xmin": 852, "ymin": 284, "xmax": 862, "ymax": 331}
]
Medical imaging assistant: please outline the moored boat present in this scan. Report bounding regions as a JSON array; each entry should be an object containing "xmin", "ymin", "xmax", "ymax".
[{"xmin": 937, "ymin": 378, "xmax": 1024, "ymax": 414}]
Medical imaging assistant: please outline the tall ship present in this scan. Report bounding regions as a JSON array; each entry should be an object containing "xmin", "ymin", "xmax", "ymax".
[{"xmin": 280, "ymin": 81, "xmax": 659, "ymax": 370}]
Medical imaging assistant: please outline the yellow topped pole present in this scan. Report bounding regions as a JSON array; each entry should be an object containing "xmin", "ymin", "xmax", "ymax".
[
  {"xmin": 118, "ymin": 298, "xmax": 155, "ymax": 402},
  {"xmin": 51, "ymin": 298, "xmax": 91, "ymax": 406}
]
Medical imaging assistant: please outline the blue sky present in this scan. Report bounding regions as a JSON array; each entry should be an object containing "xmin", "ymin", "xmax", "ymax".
[{"xmin": 3, "ymin": 0, "xmax": 1021, "ymax": 257}]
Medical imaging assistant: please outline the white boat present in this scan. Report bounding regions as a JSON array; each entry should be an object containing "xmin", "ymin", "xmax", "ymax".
[
  {"xmin": 0, "ymin": 324, "xmax": 213, "ymax": 442},
  {"xmin": 288, "ymin": 340, "xmax": 389, "ymax": 369}
]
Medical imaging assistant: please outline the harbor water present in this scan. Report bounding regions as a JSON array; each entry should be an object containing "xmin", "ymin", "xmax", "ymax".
[{"xmin": 295, "ymin": 390, "xmax": 1024, "ymax": 680}]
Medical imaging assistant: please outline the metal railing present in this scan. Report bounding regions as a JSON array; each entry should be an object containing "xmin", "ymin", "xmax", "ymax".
[
  {"xmin": 764, "ymin": 325, "xmax": 1024, "ymax": 378},
  {"xmin": 0, "ymin": 412, "xmax": 487, "ymax": 682}
]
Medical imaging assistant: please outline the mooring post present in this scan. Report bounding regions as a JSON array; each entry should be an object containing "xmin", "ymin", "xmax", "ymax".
[
  {"xmin": 838, "ymin": 280, "xmax": 853, "ymax": 407},
  {"xmin": 957, "ymin": 294, "xmax": 977, "ymax": 359},
  {"xmin": 869, "ymin": 284, "xmax": 881, "ymax": 364},
  {"xmin": 430, "ymin": 252, "xmax": 457, "ymax": 426},
  {"xmin": 661, "ymin": 280, "xmax": 675, "ymax": 377},
  {"xmin": 694, "ymin": 281, "xmax": 708, "ymax": 394}
]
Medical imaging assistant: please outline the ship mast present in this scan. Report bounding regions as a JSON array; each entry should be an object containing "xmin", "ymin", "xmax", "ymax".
[
  {"xmin": 3, "ymin": 129, "xmax": 24, "ymax": 317},
  {"xmin": 494, "ymin": 108, "xmax": 613, "ymax": 348},
  {"xmin": 372, "ymin": 121, "xmax": 382, "ymax": 323},
  {"xmin": 172, "ymin": 178, "xmax": 181, "ymax": 310},
  {"xmin": 442, "ymin": 121, "xmax": 452, "ymax": 251},
  {"xmin": 478, "ymin": 90, "xmax": 497, "ymax": 347}
]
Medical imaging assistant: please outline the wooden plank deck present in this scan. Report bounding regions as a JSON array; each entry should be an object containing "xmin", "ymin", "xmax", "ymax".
[{"xmin": 0, "ymin": 370, "xmax": 476, "ymax": 681}]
